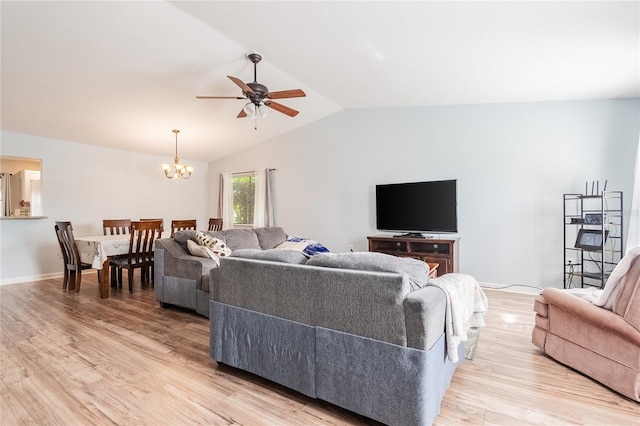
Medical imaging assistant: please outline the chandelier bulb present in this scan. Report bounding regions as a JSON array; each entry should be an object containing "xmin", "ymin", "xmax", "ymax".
[{"xmin": 162, "ymin": 129, "xmax": 193, "ymax": 180}]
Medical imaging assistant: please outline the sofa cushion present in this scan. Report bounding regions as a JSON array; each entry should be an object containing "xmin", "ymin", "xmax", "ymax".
[
  {"xmin": 624, "ymin": 286, "xmax": 640, "ymax": 333},
  {"xmin": 614, "ymin": 257, "xmax": 640, "ymax": 332},
  {"xmin": 253, "ymin": 227, "xmax": 287, "ymax": 250},
  {"xmin": 612, "ymin": 256, "xmax": 640, "ymax": 317},
  {"xmin": 206, "ymin": 230, "xmax": 226, "ymax": 241},
  {"xmin": 230, "ymin": 248, "xmax": 309, "ymax": 264},
  {"xmin": 307, "ymin": 252, "xmax": 429, "ymax": 291},
  {"xmin": 220, "ymin": 229, "xmax": 262, "ymax": 251}
]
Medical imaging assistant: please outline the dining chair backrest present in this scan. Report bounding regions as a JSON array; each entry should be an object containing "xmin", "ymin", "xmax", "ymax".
[
  {"xmin": 55, "ymin": 220, "xmax": 95, "ymax": 292},
  {"xmin": 128, "ymin": 220, "xmax": 163, "ymax": 263},
  {"xmin": 55, "ymin": 221, "xmax": 82, "ymax": 270},
  {"xmin": 208, "ymin": 218, "xmax": 223, "ymax": 231},
  {"xmin": 170, "ymin": 219, "xmax": 197, "ymax": 237},
  {"xmin": 103, "ymin": 219, "xmax": 131, "ymax": 235},
  {"xmin": 109, "ymin": 220, "xmax": 162, "ymax": 292},
  {"xmin": 140, "ymin": 218, "xmax": 164, "ymax": 233}
]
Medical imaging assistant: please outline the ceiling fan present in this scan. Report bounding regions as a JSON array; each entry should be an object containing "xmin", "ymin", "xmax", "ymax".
[{"xmin": 196, "ymin": 53, "xmax": 306, "ymax": 125}]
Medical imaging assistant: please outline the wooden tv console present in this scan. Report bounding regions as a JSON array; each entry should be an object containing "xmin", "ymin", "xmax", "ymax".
[{"xmin": 367, "ymin": 235, "xmax": 459, "ymax": 277}]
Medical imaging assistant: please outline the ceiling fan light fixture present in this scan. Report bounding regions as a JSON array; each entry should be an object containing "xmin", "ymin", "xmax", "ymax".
[
  {"xmin": 243, "ymin": 102, "xmax": 256, "ymax": 118},
  {"xmin": 258, "ymin": 104, "xmax": 269, "ymax": 118},
  {"xmin": 162, "ymin": 129, "xmax": 193, "ymax": 180}
]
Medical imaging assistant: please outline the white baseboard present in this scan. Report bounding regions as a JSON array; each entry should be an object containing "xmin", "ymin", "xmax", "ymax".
[
  {"xmin": 0, "ymin": 272, "xmax": 63, "ymax": 286},
  {"xmin": 479, "ymin": 281, "xmax": 543, "ymax": 295}
]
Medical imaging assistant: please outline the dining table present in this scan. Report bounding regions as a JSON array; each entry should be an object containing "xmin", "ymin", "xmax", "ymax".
[{"xmin": 75, "ymin": 232, "xmax": 169, "ymax": 298}]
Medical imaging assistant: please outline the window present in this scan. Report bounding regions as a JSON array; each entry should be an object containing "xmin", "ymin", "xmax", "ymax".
[
  {"xmin": 221, "ymin": 169, "xmax": 273, "ymax": 229},
  {"xmin": 232, "ymin": 172, "xmax": 255, "ymax": 226}
]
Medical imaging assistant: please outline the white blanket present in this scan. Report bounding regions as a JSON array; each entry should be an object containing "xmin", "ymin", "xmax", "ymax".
[
  {"xmin": 427, "ymin": 273, "xmax": 488, "ymax": 362},
  {"xmin": 566, "ymin": 246, "xmax": 640, "ymax": 310}
]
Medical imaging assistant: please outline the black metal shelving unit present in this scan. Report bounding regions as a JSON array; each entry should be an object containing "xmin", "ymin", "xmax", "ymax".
[{"xmin": 563, "ymin": 191, "xmax": 623, "ymax": 289}]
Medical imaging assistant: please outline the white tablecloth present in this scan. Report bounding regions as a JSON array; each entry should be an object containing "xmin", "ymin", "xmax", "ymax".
[{"xmin": 76, "ymin": 232, "xmax": 169, "ymax": 269}]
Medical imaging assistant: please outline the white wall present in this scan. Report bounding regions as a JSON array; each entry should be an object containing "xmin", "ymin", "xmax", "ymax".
[
  {"xmin": 2, "ymin": 99, "xmax": 637, "ymax": 287},
  {"xmin": 0, "ymin": 131, "xmax": 208, "ymax": 284},
  {"xmin": 208, "ymin": 99, "xmax": 640, "ymax": 289}
]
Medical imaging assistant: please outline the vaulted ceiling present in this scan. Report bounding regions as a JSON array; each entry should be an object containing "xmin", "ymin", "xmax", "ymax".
[{"xmin": 1, "ymin": 1, "xmax": 638, "ymax": 162}]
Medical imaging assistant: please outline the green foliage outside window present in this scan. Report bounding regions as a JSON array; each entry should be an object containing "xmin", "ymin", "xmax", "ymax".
[{"xmin": 233, "ymin": 175, "xmax": 255, "ymax": 225}]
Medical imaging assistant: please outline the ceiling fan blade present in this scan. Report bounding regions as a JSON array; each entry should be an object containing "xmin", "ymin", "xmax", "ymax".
[
  {"xmin": 196, "ymin": 95, "xmax": 246, "ymax": 99},
  {"xmin": 228, "ymin": 75, "xmax": 255, "ymax": 94},
  {"xmin": 237, "ymin": 108, "xmax": 247, "ymax": 118},
  {"xmin": 264, "ymin": 100, "xmax": 299, "ymax": 117},
  {"xmin": 266, "ymin": 89, "xmax": 306, "ymax": 99}
]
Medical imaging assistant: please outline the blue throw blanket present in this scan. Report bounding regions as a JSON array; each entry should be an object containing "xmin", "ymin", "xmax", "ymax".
[{"xmin": 286, "ymin": 235, "xmax": 330, "ymax": 256}]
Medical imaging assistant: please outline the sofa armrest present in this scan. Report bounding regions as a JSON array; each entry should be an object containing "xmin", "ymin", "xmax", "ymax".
[
  {"xmin": 403, "ymin": 286, "xmax": 447, "ymax": 350},
  {"xmin": 542, "ymin": 288, "xmax": 640, "ymax": 345},
  {"xmin": 156, "ymin": 239, "xmax": 218, "ymax": 281},
  {"xmin": 534, "ymin": 295, "xmax": 548, "ymax": 317}
]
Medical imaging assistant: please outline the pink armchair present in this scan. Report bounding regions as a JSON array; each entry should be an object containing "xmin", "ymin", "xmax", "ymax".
[{"xmin": 532, "ymin": 255, "xmax": 640, "ymax": 402}]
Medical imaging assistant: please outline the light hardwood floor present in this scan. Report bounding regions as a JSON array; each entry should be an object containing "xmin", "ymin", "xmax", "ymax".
[{"xmin": 1, "ymin": 275, "xmax": 638, "ymax": 425}]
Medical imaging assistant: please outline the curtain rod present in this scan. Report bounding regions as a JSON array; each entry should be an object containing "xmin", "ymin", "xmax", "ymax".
[{"xmin": 232, "ymin": 168, "xmax": 276, "ymax": 175}]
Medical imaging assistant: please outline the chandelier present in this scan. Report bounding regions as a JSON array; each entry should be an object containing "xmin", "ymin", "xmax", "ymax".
[{"xmin": 162, "ymin": 129, "xmax": 193, "ymax": 180}]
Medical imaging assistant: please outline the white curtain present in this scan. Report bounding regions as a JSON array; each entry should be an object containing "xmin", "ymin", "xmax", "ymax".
[
  {"xmin": 627, "ymin": 134, "xmax": 640, "ymax": 253},
  {"xmin": 219, "ymin": 172, "xmax": 234, "ymax": 230},
  {"xmin": 266, "ymin": 168, "xmax": 276, "ymax": 225},
  {"xmin": 220, "ymin": 169, "xmax": 275, "ymax": 230},
  {"xmin": 1, "ymin": 173, "xmax": 12, "ymax": 217},
  {"xmin": 253, "ymin": 168, "xmax": 275, "ymax": 227}
]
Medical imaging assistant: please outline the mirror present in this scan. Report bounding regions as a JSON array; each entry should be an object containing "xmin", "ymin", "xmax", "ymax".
[{"xmin": 0, "ymin": 156, "xmax": 43, "ymax": 218}]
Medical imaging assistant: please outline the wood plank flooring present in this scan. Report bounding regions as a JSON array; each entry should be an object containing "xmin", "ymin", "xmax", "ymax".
[{"xmin": 1, "ymin": 275, "xmax": 638, "ymax": 425}]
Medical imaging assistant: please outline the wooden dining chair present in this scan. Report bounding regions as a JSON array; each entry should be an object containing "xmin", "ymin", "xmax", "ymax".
[
  {"xmin": 109, "ymin": 220, "xmax": 162, "ymax": 292},
  {"xmin": 55, "ymin": 221, "xmax": 95, "ymax": 292},
  {"xmin": 140, "ymin": 218, "xmax": 164, "ymax": 233},
  {"xmin": 139, "ymin": 218, "xmax": 165, "ymax": 283},
  {"xmin": 102, "ymin": 219, "xmax": 131, "ymax": 285},
  {"xmin": 103, "ymin": 219, "xmax": 131, "ymax": 235},
  {"xmin": 208, "ymin": 218, "xmax": 223, "ymax": 231},
  {"xmin": 170, "ymin": 219, "xmax": 197, "ymax": 237}
]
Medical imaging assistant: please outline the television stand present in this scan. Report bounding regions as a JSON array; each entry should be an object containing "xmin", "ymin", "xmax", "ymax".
[{"xmin": 368, "ymin": 235, "xmax": 459, "ymax": 277}]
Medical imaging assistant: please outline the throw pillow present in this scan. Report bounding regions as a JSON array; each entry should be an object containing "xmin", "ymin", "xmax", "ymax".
[
  {"xmin": 307, "ymin": 252, "xmax": 429, "ymax": 291},
  {"xmin": 196, "ymin": 231, "xmax": 232, "ymax": 258},
  {"xmin": 253, "ymin": 227, "xmax": 287, "ymax": 249},
  {"xmin": 187, "ymin": 239, "xmax": 219, "ymax": 265}
]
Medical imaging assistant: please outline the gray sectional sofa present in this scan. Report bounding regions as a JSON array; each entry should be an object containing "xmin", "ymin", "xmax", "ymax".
[
  {"xmin": 154, "ymin": 227, "xmax": 288, "ymax": 317},
  {"xmin": 210, "ymin": 251, "xmax": 463, "ymax": 426}
]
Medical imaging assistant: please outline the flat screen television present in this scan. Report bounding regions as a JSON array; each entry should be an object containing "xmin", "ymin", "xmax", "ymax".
[{"xmin": 376, "ymin": 179, "xmax": 457, "ymax": 236}]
